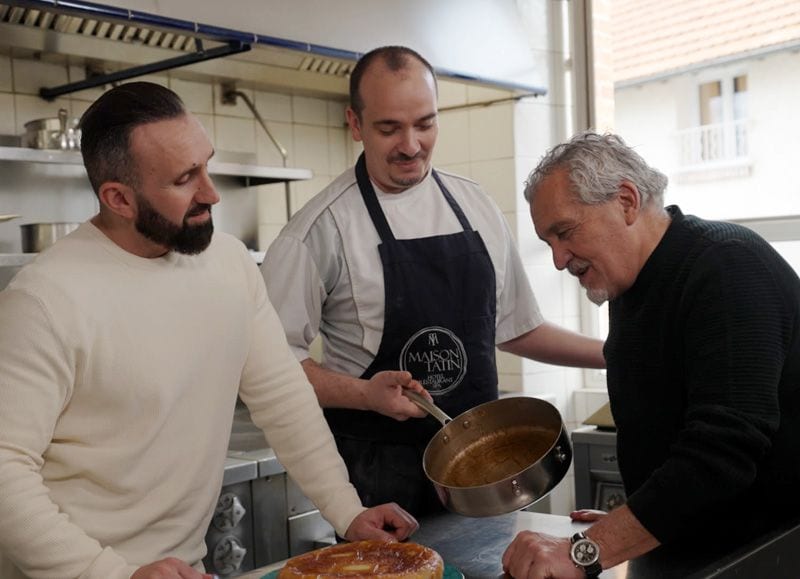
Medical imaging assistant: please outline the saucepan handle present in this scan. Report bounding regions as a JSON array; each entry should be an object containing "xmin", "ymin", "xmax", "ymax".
[{"xmin": 402, "ymin": 390, "xmax": 453, "ymax": 426}]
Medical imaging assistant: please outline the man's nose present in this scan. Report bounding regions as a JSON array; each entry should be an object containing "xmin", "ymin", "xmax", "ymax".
[
  {"xmin": 197, "ymin": 170, "xmax": 221, "ymax": 205},
  {"xmin": 397, "ymin": 129, "xmax": 421, "ymax": 157},
  {"xmin": 551, "ymin": 245, "xmax": 572, "ymax": 271}
]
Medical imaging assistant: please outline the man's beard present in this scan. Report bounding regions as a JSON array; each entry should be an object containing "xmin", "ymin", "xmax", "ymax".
[
  {"xmin": 585, "ymin": 287, "xmax": 610, "ymax": 306},
  {"xmin": 135, "ymin": 194, "xmax": 214, "ymax": 255},
  {"xmin": 568, "ymin": 259, "xmax": 610, "ymax": 305}
]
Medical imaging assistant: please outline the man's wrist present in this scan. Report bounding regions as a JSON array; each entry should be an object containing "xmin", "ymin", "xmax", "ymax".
[{"xmin": 570, "ymin": 532, "xmax": 602, "ymax": 578}]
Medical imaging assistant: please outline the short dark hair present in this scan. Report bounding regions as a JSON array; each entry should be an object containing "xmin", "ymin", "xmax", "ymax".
[
  {"xmin": 79, "ymin": 81, "xmax": 186, "ymax": 195},
  {"xmin": 349, "ymin": 46, "xmax": 437, "ymax": 118}
]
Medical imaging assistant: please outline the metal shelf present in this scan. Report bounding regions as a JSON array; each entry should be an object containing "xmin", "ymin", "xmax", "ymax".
[{"xmin": 0, "ymin": 146, "xmax": 313, "ymax": 187}]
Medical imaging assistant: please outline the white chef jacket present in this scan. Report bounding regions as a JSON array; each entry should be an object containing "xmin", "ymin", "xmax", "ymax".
[{"xmin": 262, "ymin": 166, "xmax": 543, "ymax": 378}]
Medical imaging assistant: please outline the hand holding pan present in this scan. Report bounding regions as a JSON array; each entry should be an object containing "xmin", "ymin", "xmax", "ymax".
[{"xmin": 403, "ymin": 391, "xmax": 572, "ymax": 517}]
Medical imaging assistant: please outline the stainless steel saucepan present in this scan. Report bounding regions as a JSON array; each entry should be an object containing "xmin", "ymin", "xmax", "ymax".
[
  {"xmin": 20, "ymin": 222, "xmax": 80, "ymax": 253},
  {"xmin": 405, "ymin": 391, "xmax": 572, "ymax": 517}
]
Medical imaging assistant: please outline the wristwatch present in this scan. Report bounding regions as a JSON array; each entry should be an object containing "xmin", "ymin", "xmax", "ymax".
[{"xmin": 570, "ymin": 532, "xmax": 602, "ymax": 578}]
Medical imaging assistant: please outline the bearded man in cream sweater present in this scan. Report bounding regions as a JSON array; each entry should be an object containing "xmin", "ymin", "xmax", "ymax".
[{"xmin": 0, "ymin": 82, "xmax": 416, "ymax": 579}]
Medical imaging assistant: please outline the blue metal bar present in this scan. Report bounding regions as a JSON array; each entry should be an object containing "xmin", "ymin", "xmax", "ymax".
[
  {"xmin": 39, "ymin": 41, "xmax": 251, "ymax": 100},
  {"xmin": 6, "ymin": 0, "xmax": 548, "ymax": 96}
]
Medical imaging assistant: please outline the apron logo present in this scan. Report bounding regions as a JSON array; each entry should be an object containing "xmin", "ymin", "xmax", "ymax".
[{"xmin": 399, "ymin": 326, "xmax": 468, "ymax": 396}]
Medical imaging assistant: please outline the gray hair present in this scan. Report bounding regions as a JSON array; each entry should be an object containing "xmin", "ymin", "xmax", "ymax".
[{"xmin": 524, "ymin": 131, "xmax": 668, "ymax": 207}]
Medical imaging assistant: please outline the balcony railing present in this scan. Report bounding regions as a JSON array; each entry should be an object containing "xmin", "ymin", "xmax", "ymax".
[{"xmin": 675, "ymin": 119, "xmax": 749, "ymax": 168}]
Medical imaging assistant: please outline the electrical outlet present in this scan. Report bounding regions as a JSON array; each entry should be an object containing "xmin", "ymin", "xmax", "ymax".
[{"xmin": 220, "ymin": 82, "xmax": 238, "ymax": 106}]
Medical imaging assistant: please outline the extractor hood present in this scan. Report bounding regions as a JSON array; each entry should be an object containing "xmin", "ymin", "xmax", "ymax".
[{"xmin": 0, "ymin": 0, "xmax": 546, "ymax": 100}]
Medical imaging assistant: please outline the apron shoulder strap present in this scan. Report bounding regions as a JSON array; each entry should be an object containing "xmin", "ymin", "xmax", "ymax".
[
  {"xmin": 432, "ymin": 169, "xmax": 474, "ymax": 232},
  {"xmin": 355, "ymin": 154, "xmax": 395, "ymax": 242}
]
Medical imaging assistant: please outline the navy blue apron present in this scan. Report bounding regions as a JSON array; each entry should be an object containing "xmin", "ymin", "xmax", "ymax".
[{"xmin": 324, "ymin": 154, "xmax": 498, "ymax": 517}]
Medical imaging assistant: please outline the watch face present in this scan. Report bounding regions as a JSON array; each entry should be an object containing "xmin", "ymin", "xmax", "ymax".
[{"xmin": 571, "ymin": 538, "xmax": 600, "ymax": 566}]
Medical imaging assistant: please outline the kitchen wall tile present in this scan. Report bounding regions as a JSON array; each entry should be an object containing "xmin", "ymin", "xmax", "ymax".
[
  {"xmin": 467, "ymin": 84, "xmax": 512, "ymax": 105},
  {"xmin": 514, "ymin": 100, "xmax": 552, "ymax": 158},
  {"xmin": 292, "ymin": 95, "xmax": 327, "ymax": 126},
  {"xmin": 213, "ymin": 84, "xmax": 254, "ymax": 118},
  {"xmin": 258, "ymin": 222, "xmax": 286, "ymax": 252},
  {"xmin": 496, "ymin": 348, "xmax": 522, "ymax": 376},
  {"xmin": 0, "ymin": 93, "xmax": 15, "ymax": 136},
  {"xmin": 289, "ymin": 176, "xmax": 330, "ymax": 215},
  {"xmin": 434, "ymin": 109, "xmax": 470, "ymax": 166},
  {"xmin": 517, "ymin": 217, "xmax": 551, "ymax": 270},
  {"xmin": 438, "ymin": 80, "xmax": 468, "ymax": 109},
  {"xmin": 327, "ymin": 100, "xmax": 347, "ymax": 128},
  {"xmin": 257, "ymin": 184, "xmax": 288, "ymax": 225},
  {"xmin": 69, "ymin": 99, "xmax": 92, "ymax": 123},
  {"xmin": 12, "ymin": 58, "xmax": 68, "ymax": 96},
  {"xmin": 469, "ymin": 103, "xmax": 514, "ymax": 161},
  {"xmin": 194, "ymin": 113, "xmax": 216, "ymax": 148},
  {"xmin": 13, "ymin": 94, "xmax": 71, "ymax": 135},
  {"xmin": 293, "ymin": 124, "xmax": 329, "ymax": 175},
  {"xmin": 348, "ymin": 140, "xmax": 364, "ymax": 165},
  {"xmin": 170, "ymin": 78, "xmax": 213, "ymax": 115},
  {"xmin": 328, "ymin": 127, "xmax": 349, "ymax": 176},
  {"xmin": 256, "ymin": 121, "xmax": 294, "ymax": 168},
  {"xmin": 437, "ymin": 162, "xmax": 471, "ymax": 179},
  {"xmin": 120, "ymin": 74, "xmax": 168, "ymax": 88},
  {"xmin": 561, "ymin": 278, "xmax": 581, "ymax": 319},
  {"xmin": 498, "ymin": 372, "xmax": 523, "ymax": 393},
  {"xmin": 470, "ymin": 157, "xmax": 518, "ymax": 212},
  {"xmin": 66, "ymin": 65, "xmax": 107, "ymax": 104},
  {"xmin": 215, "ymin": 116, "xmax": 256, "ymax": 155},
  {"xmin": 520, "ymin": 229, "xmax": 555, "ymax": 267},
  {"xmin": 0, "ymin": 55, "xmax": 13, "ymax": 92},
  {"xmin": 526, "ymin": 263, "xmax": 565, "ymax": 318},
  {"xmin": 254, "ymin": 90, "xmax": 293, "ymax": 123}
]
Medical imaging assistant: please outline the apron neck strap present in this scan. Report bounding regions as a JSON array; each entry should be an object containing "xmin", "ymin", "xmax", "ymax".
[
  {"xmin": 355, "ymin": 153, "xmax": 475, "ymax": 244},
  {"xmin": 356, "ymin": 153, "xmax": 395, "ymax": 242}
]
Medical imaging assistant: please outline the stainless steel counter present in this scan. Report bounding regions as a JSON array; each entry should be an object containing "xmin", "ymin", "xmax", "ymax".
[{"xmin": 238, "ymin": 510, "xmax": 800, "ymax": 579}]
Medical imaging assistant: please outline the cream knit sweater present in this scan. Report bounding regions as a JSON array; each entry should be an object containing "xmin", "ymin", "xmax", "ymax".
[{"xmin": 0, "ymin": 223, "xmax": 364, "ymax": 579}]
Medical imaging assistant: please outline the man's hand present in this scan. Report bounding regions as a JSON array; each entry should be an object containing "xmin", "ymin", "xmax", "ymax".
[
  {"xmin": 364, "ymin": 371, "xmax": 431, "ymax": 421},
  {"xmin": 570, "ymin": 509, "xmax": 607, "ymax": 523},
  {"xmin": 131, "ymin": 557, "xmax": 216, "ymax": 579},
  {"xmin": 501, "ymin": 532, "xmax": 584, "ymax": 579},
  {"xmin": 344, "ymin": 502, "xmax": 419, "ymax": 542}
]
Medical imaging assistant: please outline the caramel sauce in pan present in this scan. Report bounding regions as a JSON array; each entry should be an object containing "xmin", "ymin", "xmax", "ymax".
[{"xmin": 438, "ymin": 425, "xmax": 555, "ymax": 487}]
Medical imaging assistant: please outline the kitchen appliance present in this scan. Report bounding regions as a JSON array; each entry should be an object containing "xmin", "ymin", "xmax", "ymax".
[
  {"xmin": 407, "ymin": 393, "xmax": 572, "ymax": 517},
  {"xmin": 20, "ymin": 222, "xmax": 80, "ymax": 253},
  {"xmin": 205, "ymin": 406, "xmax": 336, "ymax": 577},
  {"xmin": 572, "ymin": 425, "xmax": 627, "ymax": 512}
]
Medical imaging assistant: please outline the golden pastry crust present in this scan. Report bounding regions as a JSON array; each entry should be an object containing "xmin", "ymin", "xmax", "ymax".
[{"xmin": 277, "ymin": 540, "xmax": 444, "ymax": 578}]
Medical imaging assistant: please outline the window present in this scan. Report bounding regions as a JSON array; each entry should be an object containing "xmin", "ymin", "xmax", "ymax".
[{"xmin": 676, "ymin": 74, "xmax": 749, "ymax": 169}]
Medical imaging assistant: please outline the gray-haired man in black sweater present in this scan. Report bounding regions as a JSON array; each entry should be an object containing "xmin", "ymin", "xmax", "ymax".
[{"xmin": 502, "ymin": 131, "xmax": 800, "ymax": 579}]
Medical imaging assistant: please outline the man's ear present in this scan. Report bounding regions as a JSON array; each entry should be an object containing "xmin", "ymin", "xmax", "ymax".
[
  {"xmin": 97, "ymin": 182, "xmax": 136, "ymax": 220},
  {"xmin": 345, "ymin": 107, "xmax": 363, "ymax": 142},
  {"xmin": 617, "ymin": 181, "xmax": 642, "ymax": 225}
]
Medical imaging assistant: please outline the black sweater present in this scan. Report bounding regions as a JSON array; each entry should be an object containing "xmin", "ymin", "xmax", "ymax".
[{"xmin": 605, "ymin": 206, "xmax": 800, "ymax": 546}]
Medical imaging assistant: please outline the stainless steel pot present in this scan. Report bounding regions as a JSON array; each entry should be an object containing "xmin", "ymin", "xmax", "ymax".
[
  {"xmin": 20, "ymin": 222, "xmax": 80, "ymax": 253},
  {"xmin": 407, "ymin": 393, "xmax": 572, "ymax": 517},
  {"xmin": 22, "ymin": 108, "xmax": 81, "ymax": 150}
]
